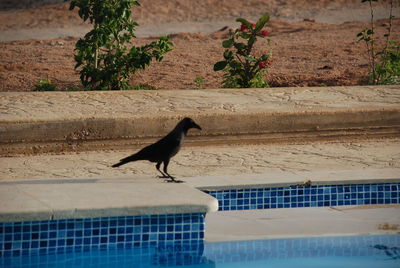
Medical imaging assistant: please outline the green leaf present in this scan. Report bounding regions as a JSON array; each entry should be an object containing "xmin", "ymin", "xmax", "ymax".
[
  {"xmin": 239, "ymin": 32, "xmax": 251, "ymax": 40},
  {"xmin": 234, "ymin": 42, "xmax": 246, "ymax": 50},
  {"xmin": 222, "ymin": 39, "xmax": 234, "ymax": 48},
  {"xmin": 223, "ymin": 50, "xmax": 234, "ymax": 60},
  {"xmin": 259, "ymin": 54, "xmax": 270, "ymax": 61},
  {"xmin": 248, "ymin": 36, "xmax": 256, "ymax": 48},
  {"xmin": 229, "ymin": 61, "xmax": 242, "ymax": 69},
  {"xmin": 255, "ymin": 13, "xmax": 270, "ymax": 32},
  {"xmin": 245, "ymin": 56, "xmax": 257, "ymax": 62},
  {"xmin": 214, "ymin": 61, "xmax": 228, "ymax": 71},
  {"xmin": 236, "ymin": 18, "xmax": 251, "ymax": 27}
]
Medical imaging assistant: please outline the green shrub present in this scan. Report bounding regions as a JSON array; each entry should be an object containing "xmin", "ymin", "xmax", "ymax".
[
  {"xmin": 67, "ymin": 0, "xmax": 173, "ymax": 90},
  {"xmin": 357, "ymin": 0, "xmax": 399, "ymax": 84},
  {"xmin": 214, "ymin": 13, "xmax": 272, "ymax": 88}
]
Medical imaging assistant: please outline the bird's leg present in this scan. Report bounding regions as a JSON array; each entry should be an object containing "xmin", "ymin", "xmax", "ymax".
[
  {"xmin": 163, "ymin": 159, "xmax": 174, "ymax": 179},
  {"xmin": 156, "ymin": 161, "xmax": 169, "ymax": 178},
  {"xmin": 163, "ymin": 159, "xmax": 183, "ymax": 183}
]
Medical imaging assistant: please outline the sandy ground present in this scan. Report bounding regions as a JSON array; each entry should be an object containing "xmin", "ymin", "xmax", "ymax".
[{"xmin": 0, "ymin": 0, "xmax": 399, "ymax": 91}]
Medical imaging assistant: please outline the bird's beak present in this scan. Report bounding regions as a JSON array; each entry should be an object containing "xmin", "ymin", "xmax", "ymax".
[{"xmin": 193, "ymin": 123, "xmax": 202, "ymax": 130}]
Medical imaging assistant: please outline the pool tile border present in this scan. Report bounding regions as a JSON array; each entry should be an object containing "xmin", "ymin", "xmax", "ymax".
[
  {"xmin": 204, "ymin": 183, "xmax": 400, "ymax": 211},
  {"xmin": 0, "ymin": 213, "xmax": 205, "ymax": 257}
]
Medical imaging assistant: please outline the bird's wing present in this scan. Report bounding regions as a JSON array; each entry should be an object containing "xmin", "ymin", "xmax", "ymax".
[
  {"xmin": 134, "ymin": 135, "xmax": 181, "ymax": 162},
  {"xmin": 153, "ymin": 135, "xmax": 182, "ymax": 159}
]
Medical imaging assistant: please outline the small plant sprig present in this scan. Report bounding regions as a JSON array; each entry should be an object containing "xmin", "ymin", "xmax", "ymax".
[
  {"xmin": 214, "ymin": 13, "xmax": 272, "ymax": 88},
  {"xmin": 357, "ymin": 0, "xmax": 400, "ymax": 84},
  {"xmin": 67, "ymin": 0, "xmax": 173, "ymax": 90},
  {"xmin": 34, "ymin": 79, "xmax": 57, "ymax": 91},
  {"xmin": 194, "ymin": 77, "xmax": 205, "ymax": 89}
]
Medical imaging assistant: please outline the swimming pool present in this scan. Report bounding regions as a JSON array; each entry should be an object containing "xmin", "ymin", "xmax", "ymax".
[
  {"xmin": 1, "ymin": 179, "xmax": 399, "ymax": 266},
  {"xmin": 1, "ymin": 235, "xmax": 399, "ymax": 267}
]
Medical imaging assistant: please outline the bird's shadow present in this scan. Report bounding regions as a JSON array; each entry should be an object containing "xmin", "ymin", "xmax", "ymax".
[
  {"xmin": 158, "ymin": 176, "xmax": 184, "ymax": 183},
  {"xmin": 165, "ymin": 179, "xmax": 184, "ymax": 183}
]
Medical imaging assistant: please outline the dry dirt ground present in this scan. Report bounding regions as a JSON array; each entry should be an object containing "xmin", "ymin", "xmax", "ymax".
[{"xmin": 0, "ymin": 0, "xmax": 399, "ymax": 91}]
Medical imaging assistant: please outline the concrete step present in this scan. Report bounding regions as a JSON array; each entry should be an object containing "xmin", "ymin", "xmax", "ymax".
[{"xmin": 1, "ymin": 86, "xmax": 399, "ymax": 155}]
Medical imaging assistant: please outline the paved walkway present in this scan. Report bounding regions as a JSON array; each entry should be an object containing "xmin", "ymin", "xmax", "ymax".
[{"xmin": 1, "ymin": 139, "xmax": 399, "ymax": 181}]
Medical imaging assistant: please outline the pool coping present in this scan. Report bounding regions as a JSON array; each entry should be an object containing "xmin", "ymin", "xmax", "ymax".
[
  {"xmin": 184, "ymin": 168, "xmax": 400, "ymax": 190},
  {"xmin": 0, "ymin": 168, "xmax": 399, "ymax": 223},
  {"xmin": 0, "ymin": 178, "xmax": 218, "ymax": 223}
]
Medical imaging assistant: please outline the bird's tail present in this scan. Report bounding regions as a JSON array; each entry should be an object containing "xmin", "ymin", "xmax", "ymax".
[{"xmin": 111, "ymin": 154, "xmax": 139, "ymax": 168}]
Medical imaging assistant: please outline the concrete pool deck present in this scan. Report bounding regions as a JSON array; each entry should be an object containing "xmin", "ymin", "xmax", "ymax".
[{"xmin": 1, "ymin": 138, "xmax": 399, "ymax": 181}]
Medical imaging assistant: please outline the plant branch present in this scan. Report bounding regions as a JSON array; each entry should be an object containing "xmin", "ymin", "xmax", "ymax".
[
  {"xmin": 235, "ymin": 54, "xmax": 244, "ymax": 65},
  {"xmin": 369, "ymin": 0, "xmax": 377, "ymax": 83},
  {"xmin": 382, "ymin": 0, "xmax": 394, "ymax": 62}
]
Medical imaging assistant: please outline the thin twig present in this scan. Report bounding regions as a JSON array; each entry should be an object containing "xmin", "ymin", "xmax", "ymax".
[
  {"xmin": 369, "ymin": 0, "xmax": 376, "ymax": 83},
  {"xmin": 235, "ymin": 54, "xmax": 244, "ymax": 65},
  {"xmin": 382, "ymin": 0, "xmax": 394, "ymax": 60}
]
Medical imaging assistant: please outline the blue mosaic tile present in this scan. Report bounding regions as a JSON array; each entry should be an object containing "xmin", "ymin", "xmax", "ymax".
[
  {"xmin": 0, "ymin": 213, "xmax": 205, "ymax": 257},
  {"xmin": 0, "ymin": 240, "xmax": 207, "ymax": 268},
  {"xmin": 204, "ymin": 183, "xmax": 400, "ymax": 211}
]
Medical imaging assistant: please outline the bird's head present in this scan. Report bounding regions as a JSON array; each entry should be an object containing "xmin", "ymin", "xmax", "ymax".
[{"xmin": 181, "ymin": 117, "xmax": 202, "ymax": 131}]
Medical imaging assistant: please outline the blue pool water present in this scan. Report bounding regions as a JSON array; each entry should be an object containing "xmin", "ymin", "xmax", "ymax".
[{"xmin": 2, "ymin": 235, "xmax": 399, "ymax": 268}]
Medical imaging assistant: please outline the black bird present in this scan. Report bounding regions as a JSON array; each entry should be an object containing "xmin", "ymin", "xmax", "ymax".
[{"xmin": 112, "ymin": 117, "xmax": 202, "ymax": 182}]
